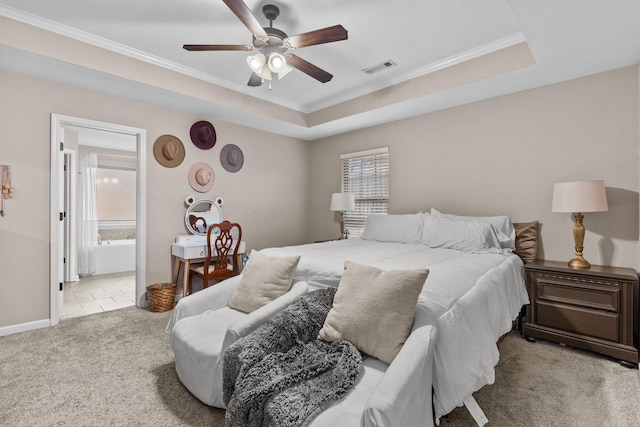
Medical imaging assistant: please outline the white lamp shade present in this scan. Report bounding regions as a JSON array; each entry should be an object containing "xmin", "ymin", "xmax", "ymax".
[
  {"xmin": 330, "ymin": 192, "xmax": 355, "ymax": 211},
  {"xmin": 276, "ymin": 64, "xmax": 293, "ymax": 79},
  {"xmin": 247, "ymin": 53, "xmax": 266, "ymax": 73},
  {"xmin": 267, "ymin": 53, "xmax": 292, "ymax": 79},
  {"xmin": 267, "ymin": 53, "xmax": 286, "ymax": 72},
  {"xmin": 258, "ymin": 67, "xmax": 272, "ymax": 80},
  {"xmin": 247, "ymin": 54, "xmax": 273, "ymax": 80},
  {"xmin": 552, "ymin": 180, "xmax": 608, "ymax": 213}
]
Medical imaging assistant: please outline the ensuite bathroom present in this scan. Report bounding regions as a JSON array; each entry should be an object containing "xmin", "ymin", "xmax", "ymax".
[{"xmin": 62, "ymin": 126, "xmax": 138, "ymax": 319}]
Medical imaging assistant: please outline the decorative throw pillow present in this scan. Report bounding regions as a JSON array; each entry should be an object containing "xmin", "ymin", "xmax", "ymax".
[
  {"xmin": 228, "ymin": 250, "xmax": 301, "ymax": 313},
  {"xmin": 513, "ymin": 221, "xmax": 539, "ymax": 263},
  {"xmin": 318, "ymin": 261, "xmax": 428, "ymax": 364}
]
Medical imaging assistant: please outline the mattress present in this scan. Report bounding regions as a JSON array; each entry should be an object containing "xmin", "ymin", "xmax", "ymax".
[{"xmin": 261, "ymin": 238, "xmax": 529, "ymax": 419}]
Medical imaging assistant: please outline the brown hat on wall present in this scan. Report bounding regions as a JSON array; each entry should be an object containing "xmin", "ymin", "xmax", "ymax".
[
  {"xmin": 190, "ymin": 120, "xmax": 217, "ymax": 150},
  {"xmin": 153, "ymin": 135, "xmax": 185, "ymax": 168},
  {"xmin": 188, "ymin": 162, "xmax": 215, "ymax": 193}
]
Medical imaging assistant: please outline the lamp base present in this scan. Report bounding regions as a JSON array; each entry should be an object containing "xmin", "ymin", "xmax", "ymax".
[
  {"xmin": 339, "ymin": 216, "xmax": 347, "ymax": 240},
  {"xmin": 568, "ymin": 212, "xmax": 590, "ymax": 269},
  {"xmin": 568, "ymin": 255, "xmax": 591, "ymax": 269}
]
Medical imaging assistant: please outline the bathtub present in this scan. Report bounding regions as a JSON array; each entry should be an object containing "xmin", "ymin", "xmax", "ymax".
[{"xmin": 95, "ymin": 239, "xmax": 136, "ymax": 275}]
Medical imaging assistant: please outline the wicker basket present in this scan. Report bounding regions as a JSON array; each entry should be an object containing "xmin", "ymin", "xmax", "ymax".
[{"xmin": 146, "ymin": 282, "xmax": 177, "ymax": 312}]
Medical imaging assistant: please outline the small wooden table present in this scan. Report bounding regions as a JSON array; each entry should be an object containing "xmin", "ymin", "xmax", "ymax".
[{"xmin": 171, "ymin": 241, "xmax": 246, "ymax": 297}]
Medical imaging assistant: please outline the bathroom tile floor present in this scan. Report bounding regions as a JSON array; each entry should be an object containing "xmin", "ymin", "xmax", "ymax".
[{"xmin": 63, "ymin": 271, "xmax": 136, "ymax": 320}]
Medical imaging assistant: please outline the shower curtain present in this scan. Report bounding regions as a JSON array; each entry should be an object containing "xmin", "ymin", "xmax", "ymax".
[{"xmin": 78, "ymin": 152, "xmax": 98, "ymax": 276}]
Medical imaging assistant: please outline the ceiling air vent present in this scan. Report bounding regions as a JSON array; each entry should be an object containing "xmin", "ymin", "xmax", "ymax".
[{"xmin": 362, "ymin": 60, "xmax": 397, "ymax": 75}]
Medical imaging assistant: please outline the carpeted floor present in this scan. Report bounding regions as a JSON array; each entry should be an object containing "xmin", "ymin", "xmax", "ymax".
[{"xmin": 1, "ymin": 306, "xmax": 638, "ymax": 426}]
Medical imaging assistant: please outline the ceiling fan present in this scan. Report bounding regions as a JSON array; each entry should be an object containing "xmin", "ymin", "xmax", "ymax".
[{"xmin": 184, "ymin": 0, "xmax": 348, "ymax": 87}]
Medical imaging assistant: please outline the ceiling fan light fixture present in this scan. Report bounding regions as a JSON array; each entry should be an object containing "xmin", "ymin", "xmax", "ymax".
[
  {"xmin": 247, "ymin": 53, "xmax": 266, "ymax": 73},
  {"xmin": 258, "ymin": 66, "xmax": 273, "ymax": 81},
  {"xmin": 195, "ymin": 0, "xmax": 347, "ymax": 87},
  {"xmin": 267, "ymin": 53, "xmax": 287, "ymax": 73},
  {"xmin": 277, "ymin": 64, "xmax": 293, "ymax": 80}
]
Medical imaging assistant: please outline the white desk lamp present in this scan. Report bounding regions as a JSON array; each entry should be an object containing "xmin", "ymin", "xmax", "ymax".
[{"xmin": 330, "ymin": 192, "xmax": 355, "ymax": 239}]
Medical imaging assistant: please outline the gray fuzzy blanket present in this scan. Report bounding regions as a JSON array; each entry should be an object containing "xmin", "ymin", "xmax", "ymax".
[{"xmin": 223, "ymin": 288, "xmax": 362, "ymax": 427}]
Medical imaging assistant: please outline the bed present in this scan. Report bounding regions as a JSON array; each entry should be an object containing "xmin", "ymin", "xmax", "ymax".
[{"xmin": 259, "ymin": 210, "xmax": 533, "ymax": 422}]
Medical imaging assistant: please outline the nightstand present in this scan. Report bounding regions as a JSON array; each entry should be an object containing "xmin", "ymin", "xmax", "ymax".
[{"xmin": 522, "ymin": 260, "xmax": 639, "ymax": 367}]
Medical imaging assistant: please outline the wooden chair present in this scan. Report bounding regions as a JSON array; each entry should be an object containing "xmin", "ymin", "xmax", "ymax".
[{"xmin": 188, "ymin": 221, "xmax": 242, "ymax": 294}]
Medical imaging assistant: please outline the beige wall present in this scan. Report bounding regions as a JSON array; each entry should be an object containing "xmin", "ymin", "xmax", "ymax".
[
  {"xmin": 2, "ymin": 64, "xmax": 638, "ymax": 331},
  {"xmin": 0, "ymin": 68, "xmax": 310, "ymax": 328},
  {"xmin": 309, "ymin": 66, "xmax": 640, "ymax": 269}
]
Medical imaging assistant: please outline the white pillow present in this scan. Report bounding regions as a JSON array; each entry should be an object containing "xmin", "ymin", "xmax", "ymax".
[
  {"xmin": 318, "ymin": 261, "xmax": 428, "ymax": 364},
  {"xmin": 430, "ymin": 208, "xmax": 515, "ymax": 250},
  {"xmin": 228, "ymin": 250, "xmax": 301, "ymax": 313},
  {"xmin": 420, "ymin": 215, "xmax": 504, "ymax": 253},
  {"xmin": 360, "ymin": 214, "xmax": 424, "ymax": 244}
]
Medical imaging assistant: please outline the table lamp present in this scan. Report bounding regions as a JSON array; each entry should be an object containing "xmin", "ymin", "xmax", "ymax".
[
  {"xmin": 330, "ymin": 192, "xmax": 355, "ymax": 239},
  {"xmin": 551, "ymin": 180, "xmax": 608, "ymax": 269}
]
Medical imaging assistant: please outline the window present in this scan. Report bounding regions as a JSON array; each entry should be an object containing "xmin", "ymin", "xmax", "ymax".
[
  {"xmin": 340, "ymin": 147, "xmax": 389, "ymax": 237},
  {"xmin": 96, "ymin": 166, "xmax": 136, "ymax": 221}
]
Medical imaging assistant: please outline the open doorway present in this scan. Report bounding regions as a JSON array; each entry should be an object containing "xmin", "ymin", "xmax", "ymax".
[
  {"xmin": 63, "ymin": 134, "xmax": 138, "ymax": 318},
  {"xmin": 50, "ymin": 114, "xmax": 147, "ymax": 326}
]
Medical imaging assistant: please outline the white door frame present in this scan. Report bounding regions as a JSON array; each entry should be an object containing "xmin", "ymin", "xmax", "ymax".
[
  {"xmin": 50, "ymin": 114, "xmax": 147, "ymax": 326},
  {"xmin": 63, "ymin": 150, "xmax": 79, "ymax": 283}
]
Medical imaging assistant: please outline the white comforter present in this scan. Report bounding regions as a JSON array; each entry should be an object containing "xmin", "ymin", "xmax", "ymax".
[{"xmin": 261, "ymin": 238, "xmax": 529, "ymax": 419}]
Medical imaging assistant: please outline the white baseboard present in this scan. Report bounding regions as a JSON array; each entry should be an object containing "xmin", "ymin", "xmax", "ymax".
[{"xmin": 0, "ymin": 318, "xmax": 50, "ymax": 337}]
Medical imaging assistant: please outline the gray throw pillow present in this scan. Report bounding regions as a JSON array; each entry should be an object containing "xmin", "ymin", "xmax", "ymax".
[
  {"xmin": 228, "ymin": 250, "xmax": 301, "ymax": 313},
  {"xmin": 318, "ymin": 261, "xmax": 428, "ymax": 364}
]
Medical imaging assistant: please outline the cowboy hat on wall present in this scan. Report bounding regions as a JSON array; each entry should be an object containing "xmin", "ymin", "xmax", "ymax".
[
  {"xmin": 153, "ymin": 135, "xmax": 185, "ymax": 168},
  {"xmin": 188, "ymin": 162, "xmax": 215, "ymax": 193},
  {"xmin": 190, "ymin": 120, "xmax": 216, "ymax": 150},
  {"xmin": 220, "ymin": 144, "xmax": 244, "ymax": 173}
]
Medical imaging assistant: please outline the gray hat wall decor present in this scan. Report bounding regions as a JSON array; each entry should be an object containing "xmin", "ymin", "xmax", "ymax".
[{"xmin": 220, "ymin": 144, "xmax": 244, "ymax": 173}]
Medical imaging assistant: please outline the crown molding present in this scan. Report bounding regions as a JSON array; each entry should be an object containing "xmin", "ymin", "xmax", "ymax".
[
  {"xmin": 0, "ymin": 5, "xmax": 526, "ymax": 114},
  {"xmin": 0, "ymin": 4, "xmax": 306, "ymax": 112},
  {"xmin": 302, "ymin": 33, "xmax": 527, "ymax": 113},
  {"xmin": 1, "ymin": 4, "xmax": 527, "ymax": 116}
]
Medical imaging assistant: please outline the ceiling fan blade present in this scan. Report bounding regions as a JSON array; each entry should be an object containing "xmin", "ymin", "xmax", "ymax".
[
  {"xmin": 285, "ymin": 54, "xmax": 333, "ymax": 83},
  {"xmin": 247, "ymin": 72, "xmax": 263, "ymax": 87},
  {"xmin": 223, "ymin": 0, "xmax": 269, "ymax": 40},
  {"xmin": 285, "ymin": 25, "xmax": 348, "ymax": 49},
  {"xmin": 183, "ymin": 44, "xmax": 253, "ymax": 51}
]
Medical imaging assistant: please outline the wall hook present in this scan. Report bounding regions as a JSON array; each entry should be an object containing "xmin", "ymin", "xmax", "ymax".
[{"xmin": 1, "ymin": 165, "xmax": 15, "ymax": 217}]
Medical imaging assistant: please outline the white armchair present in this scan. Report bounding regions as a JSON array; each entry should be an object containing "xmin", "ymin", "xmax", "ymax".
[{"xmin": 166, "ymin": 275, "xmax": 309, "ymax": 408}]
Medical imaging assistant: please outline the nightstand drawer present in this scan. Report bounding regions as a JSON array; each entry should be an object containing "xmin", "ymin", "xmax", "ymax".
[
  {"xmin": 536, "ymin": 301, "xmax": 619, "ymax": 342},
  {"xmin": 537, "ymin": 276, "xmax": 620, "ymax": 313}
]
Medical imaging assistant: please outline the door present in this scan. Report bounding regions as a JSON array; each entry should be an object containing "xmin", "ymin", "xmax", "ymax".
[
  {"xmin": 54, "ymin": 129, "xmax": 65, "ymax": 320},
  {"xmin": 50, "ymin": 114, "xmax": 147, "ymax": 326}
]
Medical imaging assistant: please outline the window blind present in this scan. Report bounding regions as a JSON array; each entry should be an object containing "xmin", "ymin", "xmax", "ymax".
[{"xmin": 340, "ymin": 147, "xmax": 389, "ymax": 237}]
